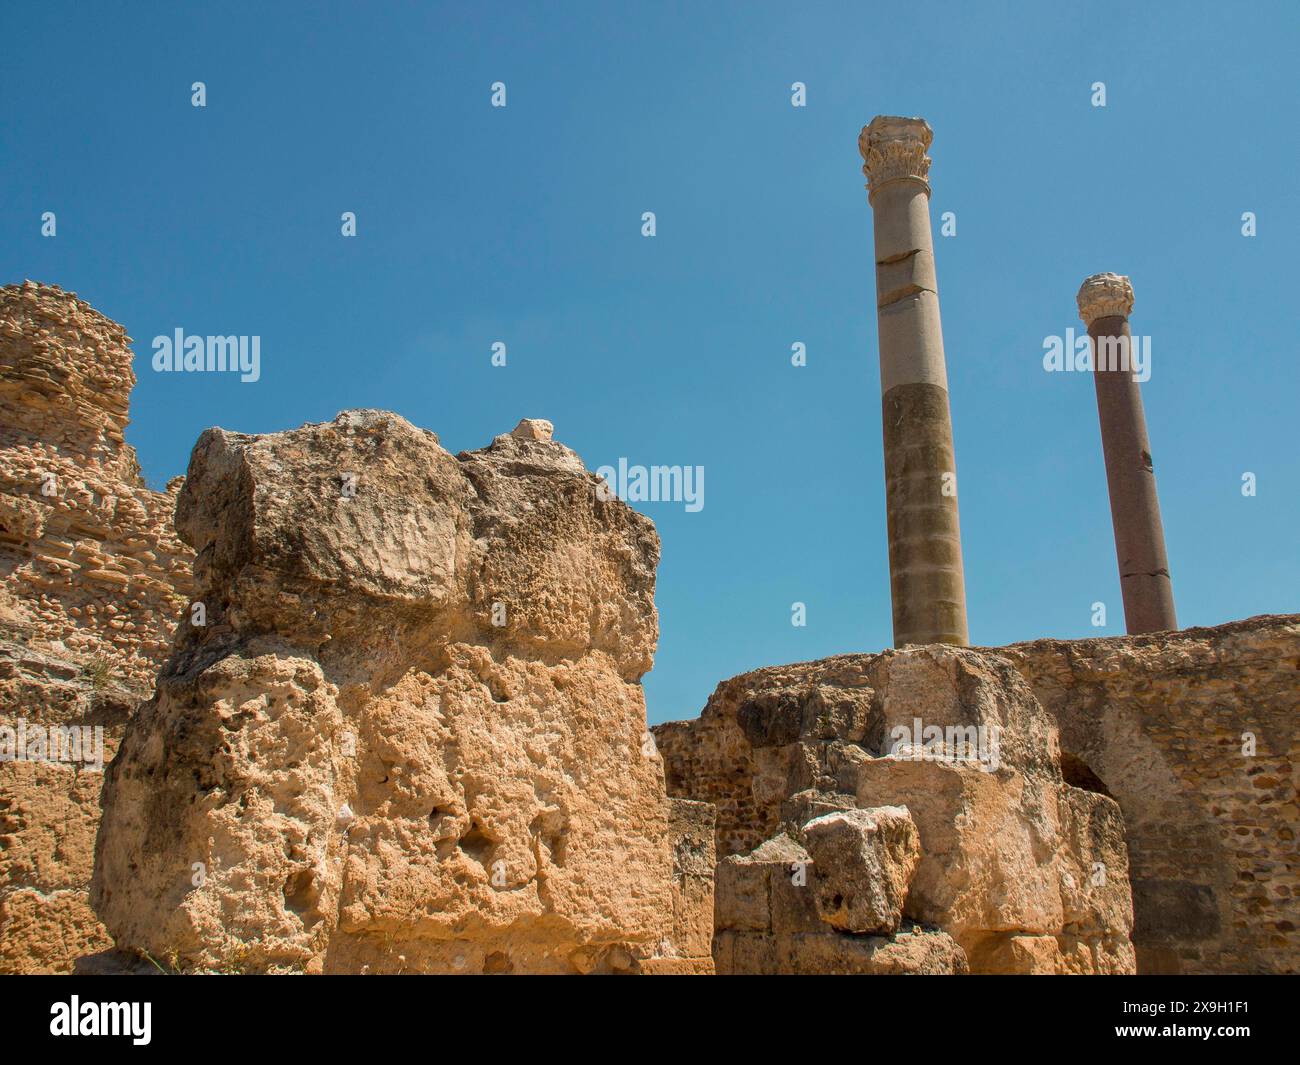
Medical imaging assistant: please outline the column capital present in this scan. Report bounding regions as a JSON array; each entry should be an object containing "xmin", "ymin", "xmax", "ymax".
[
  {"xmin": 858, "ymin": 116, "xmax": 933, "ymax": 198},
  {"xmin": 1077, "ymin": 273, "xmax": 1134, "ymax": 326}
]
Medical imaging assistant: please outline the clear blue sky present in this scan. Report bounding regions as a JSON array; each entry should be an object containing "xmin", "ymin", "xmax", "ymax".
[{"xmin": 3, "ymin": 2, "xmax": 1296, "ymax": 723}]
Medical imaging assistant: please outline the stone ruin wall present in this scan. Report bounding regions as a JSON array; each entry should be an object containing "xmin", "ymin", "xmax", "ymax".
[
  {"xmin": 89, "ymin": 410, "xmax": 713, "ymax": 974},
  {"xmin": 0, "ymin": 282, "xmax": 194, "ymax": 973},
  {"xmin": 656, "ymin": 616, "xmax": 1299, "ymax": 975},
  {"xmin": 656, "ymin": 707, "xmax": 773, "ymax": 860},
  {"xmin": 0, "ymin": 282, "xmax": 1293, "ymax": 977},
  {"xmin": 999, "ymin": 616, "xmax": 1300, "ymax": 974},
  {"xmin": 0, "ymin": 284, "xmax": 712, "ymax": 975},
  {"xmin": 656, "ymin": 645, "xmax": 1136, "ymax": 975},
  {"xmin": 0, "ymin": 282, "xmax": 194, "ymax": 684}
]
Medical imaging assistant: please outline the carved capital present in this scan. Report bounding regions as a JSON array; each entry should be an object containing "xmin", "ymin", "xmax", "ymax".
[
  {"xmin": 1077, "ymin": 273, "xmax": 1134, "ymax": 326},
  {"xmin": 858, "ymin": 116, "xmax": 933, "ymax": 198}
]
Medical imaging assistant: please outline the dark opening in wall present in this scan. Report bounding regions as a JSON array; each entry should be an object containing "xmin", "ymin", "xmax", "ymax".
[{"xmin": 1061, "ymin": 751, "xmax": 1113, "ymax": 797}]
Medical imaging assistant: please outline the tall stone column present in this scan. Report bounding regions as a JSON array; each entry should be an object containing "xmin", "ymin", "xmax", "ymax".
[
  {"xmin": 1078, "ymin": 273, "xmax": 1177, "ymax": 634},
  {"xmin": 859, "ymin": 116, "xmax": 968, "ymax": 647}
]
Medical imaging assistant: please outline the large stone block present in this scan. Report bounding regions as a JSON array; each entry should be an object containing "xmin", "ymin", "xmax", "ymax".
[
  {"xmin": 802, "ymin": 805, "xmax": 919, "ymax": 934},
  {"xmin": 1058, "ymin": 786, "xmax": 1134, "ymax": 938},
  {"xmin": 781, "ymin": 926, "xmax": 968, "ymax": 975},
  {"xmin": 664, "ymin": 798, "xmax": 716, "ymax": 961},
  {"xmin": 714, "ymin": 857, "xmax": 772, "ymax": 933},
  {"xmin": 851, "ymin": 756, "xmax": 1066, "ymax": 944},
  {"xmin": 91, "ymin": 411, "xmax": 675, "ymax": 974},
  {"xmin": 716, "ymin": 926, "xmax": 967, "ymax": 976}
]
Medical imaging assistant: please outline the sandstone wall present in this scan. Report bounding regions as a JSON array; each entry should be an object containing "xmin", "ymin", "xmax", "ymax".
[
  {"xmin": 91, "ymin": 413, "xmax": 705, "ymax": 974},
  {"xmin": 0, "ymin": 282, "xmax": 193, "ymax": 685},
  {"xmin": 0, "ymin": 282, "xmax": 194, "ymax": 973},
  {"xmin": 999, "ymin": 615, "xmax": 1300, "ymax": 974},
  {"xmin": 639, "ymin": 798, "xmax": 716, "ymax": 974},
  {"xmin": 655, "ymin": 645, "xmax": 1135, "ymax": 974},
  {"xmin": 0, "ymin": 640, "xmax": 140, "ymax": 973},
  {"xmin": 0, "ymin": 282, "xmax": 714, "ymax": 976}
]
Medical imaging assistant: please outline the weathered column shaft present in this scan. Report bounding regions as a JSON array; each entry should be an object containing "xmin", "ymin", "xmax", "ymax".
[
  {"xmin": 860, "ymin": 116, "xmax": 968, "ymax": 647},
  {"xmin": 1078, "ymin": 273, "xmax": 1177, "ymax": 634}
]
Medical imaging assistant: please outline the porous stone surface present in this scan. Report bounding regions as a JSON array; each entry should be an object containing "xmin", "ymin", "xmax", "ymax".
[
  {"xmin": 639, "ymin": 798, "xmax": 715, "ymax": 974},
  {"xmin": 91, "ymin": 409, "xmax": 687, "ymax": 974},
  {"xmin": 656, "ymin": 644, "xmax": 1136, "ymax": 974},
  {"xmin": 802, "ymin": 805, "xmax": 919, "ymax": 933},
  {"xmin": 999, "ymin": 615, "xmax": 1300, "ymax": 974},
  {"xmin": 715, "ymin": 923, "xmax": 968, "ymax": 976},
  {"xmin": 510, "ymin": 418, "xmax": 554, "ymax": 442},
  {"xmin": 0, "ymin": 282, "xmax": 194, "ymax": 974},
  {"xmin": 710, "ymin": 813, "xmax": 964, "ymax": 974},
  {"xmin": 0, "ymin": 640, "xmax": 137, "ymax": 973},
  {"xmin": 0, "ymin": 282, "xmax": 194, "ymax": 686}
]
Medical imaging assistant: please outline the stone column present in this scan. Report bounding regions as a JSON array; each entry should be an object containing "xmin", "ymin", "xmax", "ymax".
[
  {"xmin": 1077, "ymin": 273, "xmax": 1177, "ymax": 634},
  {"xmin": 858, "ymin": 116, "xmax": 968, "ymax": 647}
]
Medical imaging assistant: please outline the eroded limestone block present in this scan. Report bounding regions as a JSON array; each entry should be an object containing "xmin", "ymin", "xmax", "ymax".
[
  {"xmin": 851, "ymin": 756, "xmax": 1066, "ymax": 943},
  {"xmin": 715, "ymin": 855, "xmax": 775, "ymax": 933},
  {"xmin": 0, "ymin": 888, "xmax": 113, "ymax": 975},
  {"xmin": 1058, "ymin": 786, "xmax": 1134, "ymax": 941},
  {"xmin": 510, "ymin": 418, "xmax": 554, "ymax": 442},
  {"xmin": 661, "ymin": 798, "xmax": 716, "ymax": 968},
  {"xmin": 0, "ymin": 282, "xmax": 194, "ymax": 690},
  {"xmin": 966, "ymin": 933, "xmax": 1063, "ymax": 975},
  {"xmin": 802, "ymin": 805, "xmax": 919, "ymax": 934},
  {"xmin": 781, "ymin": 925, "xmax": 968, "ymax": 975},
  {"xmin": 715, "ymin": 926, "xmax": 967, "ymax": 976},
  {"xmin": 92, "ymin": 410, "xmax": 677, "ymax": 974}
]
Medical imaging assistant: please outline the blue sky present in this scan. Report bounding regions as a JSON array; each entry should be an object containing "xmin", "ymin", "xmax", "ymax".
[{"xmin": 3, "ymin": 1, "xmax": 1296, "ymax": 724}]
